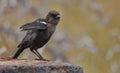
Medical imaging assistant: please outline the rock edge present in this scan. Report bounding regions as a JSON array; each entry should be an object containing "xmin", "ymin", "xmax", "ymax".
[{"xmin": 0, "ymin": 59, "xmax": 83, "ymax": 73}]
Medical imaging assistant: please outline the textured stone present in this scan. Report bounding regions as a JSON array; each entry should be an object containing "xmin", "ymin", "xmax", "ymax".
[{"xmin": 0, "ymin": 58, "xmax": 83, "ymax": 73}]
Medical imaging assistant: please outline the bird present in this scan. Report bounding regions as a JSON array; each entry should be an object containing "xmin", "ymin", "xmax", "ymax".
[{"xmin": 12, "ymin": 10, "xmax": 60, "ymax": 60}]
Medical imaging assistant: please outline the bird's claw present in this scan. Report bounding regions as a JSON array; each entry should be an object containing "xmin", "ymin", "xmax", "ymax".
[{"xmin": 35, "ymin": 58, "xmax": 50, "ymax": 61}]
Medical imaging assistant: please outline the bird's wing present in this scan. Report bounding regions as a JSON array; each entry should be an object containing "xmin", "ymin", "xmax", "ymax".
[
  {"xmin": 17, "ymin": 31, "xmax": 37, "ymax": 48},
  {"xmin": 20, "ymin": 18, "xmax": 47, "ymax": 31}
]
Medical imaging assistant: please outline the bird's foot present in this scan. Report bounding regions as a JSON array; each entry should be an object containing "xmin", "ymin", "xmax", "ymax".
[{"xmin": 35, "ymin": 58, "xmax": 50, "ymax": 61}]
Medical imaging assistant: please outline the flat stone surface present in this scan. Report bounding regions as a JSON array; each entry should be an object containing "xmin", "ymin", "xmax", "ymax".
[{"xmin": 0, "ymin": 58, "xmax": 83, "ymax": 73}]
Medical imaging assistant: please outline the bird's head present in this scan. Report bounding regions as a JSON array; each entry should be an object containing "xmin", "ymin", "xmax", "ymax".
[{"xmin": 46, "ymin": 10, "xmax": 60, "ymax": 25}]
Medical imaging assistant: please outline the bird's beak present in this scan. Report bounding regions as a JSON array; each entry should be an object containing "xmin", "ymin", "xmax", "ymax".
[{"xmin": 55, "ymin": 15, "xmax": 60, "ymax": 19}]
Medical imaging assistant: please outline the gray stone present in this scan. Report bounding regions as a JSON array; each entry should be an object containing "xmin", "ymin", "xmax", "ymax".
[{"xmin": 0, "ymin": 59, "xmax": 83, "ymax": 73}]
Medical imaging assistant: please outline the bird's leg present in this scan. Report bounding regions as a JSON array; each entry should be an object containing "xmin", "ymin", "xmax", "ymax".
[
  {"xmin": 30, "ymin": 48, "xmax": 49, "ymax": 61},
  {"xmin": 35, "ymin": 50, "xmax": 48, "ymax": 61},
  {"xmin": 34, "ymin": 50, "xmax": 44, "ymax": 60},
  {"xmin": 30, "ymin": 49, "xmax": 40, "ymax": 58},
  {"xmin": 34, "ymin": 50, "xmax": 49, "ymax": 61}
]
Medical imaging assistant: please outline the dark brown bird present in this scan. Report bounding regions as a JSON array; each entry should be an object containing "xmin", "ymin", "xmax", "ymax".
[{"xmin": 12, "ymin": 10, "xmax": 60, "ymax": 60}]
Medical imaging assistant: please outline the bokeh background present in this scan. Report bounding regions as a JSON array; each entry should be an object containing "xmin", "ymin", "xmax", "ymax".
[{"xmin": 0, "ymin": 0, "xmax": 120, "ymax": 73}]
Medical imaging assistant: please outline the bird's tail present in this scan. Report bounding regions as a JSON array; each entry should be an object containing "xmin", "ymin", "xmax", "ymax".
[{"xmin": 12, "ymin": 45, "xmax": 24, "ymax": 59}]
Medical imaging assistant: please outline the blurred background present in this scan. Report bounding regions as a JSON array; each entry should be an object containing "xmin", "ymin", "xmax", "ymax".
[{"xmin": 0, "ymin": 0, "xmax": 120, "ymax": 73}]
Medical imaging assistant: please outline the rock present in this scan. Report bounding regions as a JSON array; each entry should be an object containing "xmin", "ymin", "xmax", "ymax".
[{"xmin": 0, "ymin": 58, "xmax": 83, "ymax": 73}]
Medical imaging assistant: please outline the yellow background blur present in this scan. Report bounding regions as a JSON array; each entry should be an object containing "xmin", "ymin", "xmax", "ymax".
[{"xmin": 0, "ymin": 0, "xmax": 120, "ymax": 73}]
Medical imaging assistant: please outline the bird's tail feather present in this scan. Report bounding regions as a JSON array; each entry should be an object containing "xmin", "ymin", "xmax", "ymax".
[{"xmin": 12, "ymin": 46, "xmax": 24, "ymax": 59}]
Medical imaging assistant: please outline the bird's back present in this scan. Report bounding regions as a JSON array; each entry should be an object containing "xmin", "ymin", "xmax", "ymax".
[{"xmin": 18, "ymin": 27, "xmax": 54, "ymax": 50}]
